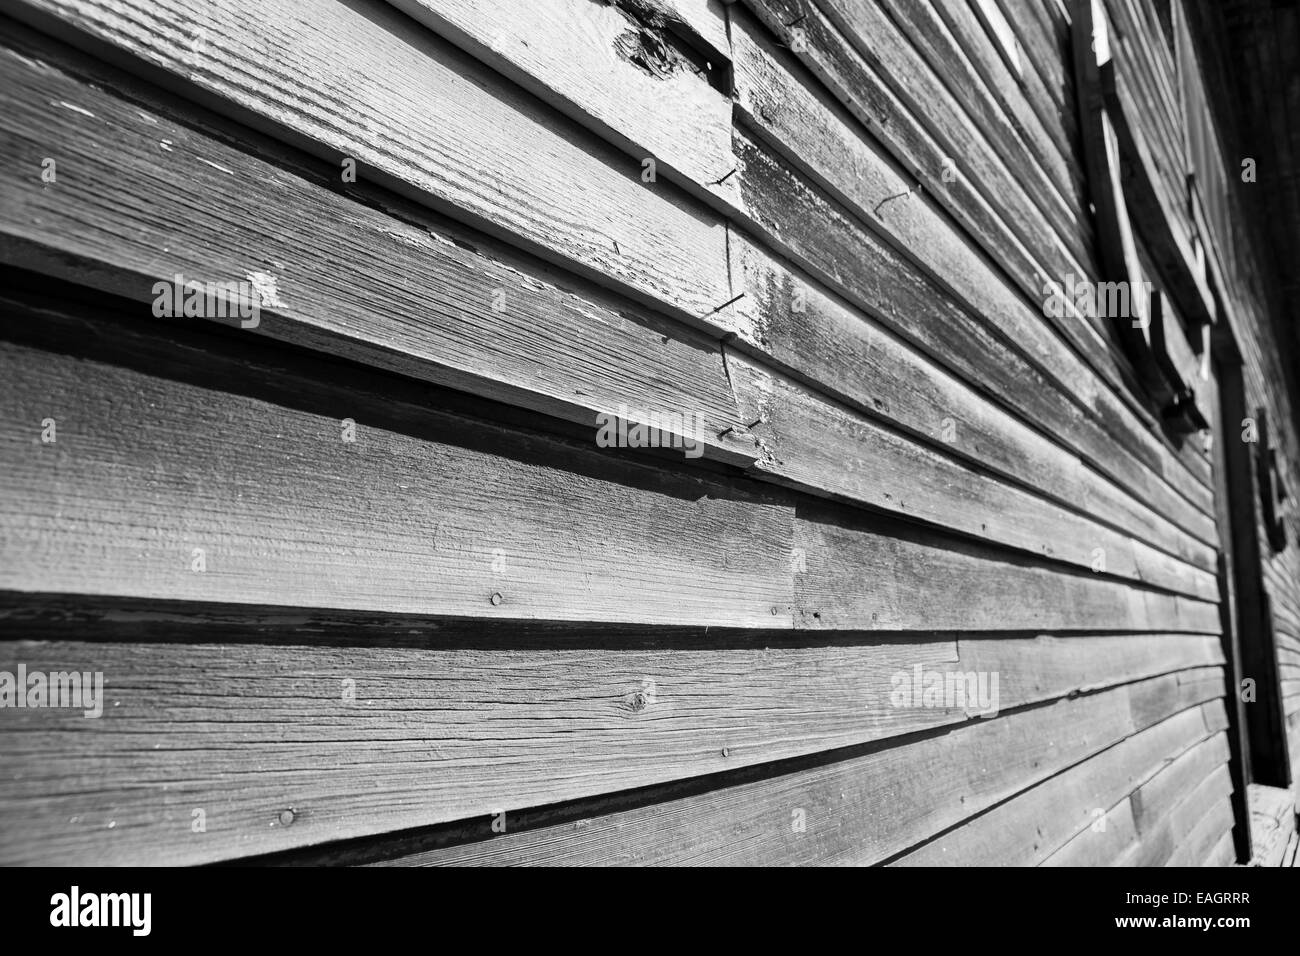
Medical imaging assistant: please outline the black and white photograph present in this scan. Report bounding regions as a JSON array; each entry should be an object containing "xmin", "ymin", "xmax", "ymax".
[{"xmin": 0, "ymin": 0, "xmax": 1297, "ymax": 914}]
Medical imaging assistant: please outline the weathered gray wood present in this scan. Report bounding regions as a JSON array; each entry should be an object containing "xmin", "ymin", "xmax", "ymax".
[
  {"xmin": 7, "ymin": 0, "xmax": 734, "ymax": 325},
  {"xmin": 382, "ymin": 0, "xmax": 738, "ymax": 207},
  {"xmin": 0, "ymin": 323, "xmax": 794, "ymax": 627},
  {"xmin": 1205, "ymin": 829, "xmax": 1237, "ymax": 867},
  {"xmin": 811, "ymin": 0, "xmax": 1094, "ymax": 274},
  {"xmin": 1163, "ymin": 783, "xmax": 1236, "ymax": 866},
  {"xmin": 725, "ymin": 353, "xmax": 1218, "ymax": 599},
  {"xmin": 0, "ymin": 633, "xmax": 966, "ymax": 864},
  {"xmin": 1041, "ymin": 796, "xmax": 1140, "ymax": 866},
  {"xmin": 1245, "ymin": 783, "xmax": 1297, "ymax": 867},
  {"xmin": 731, "ymin": 233, "xmax": 1220, "ymax": 559},
  {"xmin": 0, "ymin": 38, "xmax": 758, "ymax": 467},
  {"xmin": 993, "ymin": 0, "xmax": 1073, "ymax": 125},
  {"xmin": 793, "ymin": 508, "xmax": 1220, "ymax": 633},
  {"xmin": 729, "ymin": 12, "xmax": 1126, "ymax": 422},
  {"xmin": 309, "ymin": 669, "xmax": 1221, "ymax": 865},
  {"xmin": 895, "ymin": 701, "xmax": 1224, "ymax": 866},
  {"xmin": 1130, "ymin": 733, "xmax": 1234, "ymax": 837},
  {"xmin": 724, "ymin": 130, "xmax": 1215, "ymax": 535},
  {"xmin": 879, "ymin": 0, "xmax": 1089, "ymax": 252},
  {"xmin": 730, "ymin": 3, "xmax": 1224, "ymax": 500},
  {"xmin": 1120, "ymin": 761, "xmax": 1235, "ymax": 865},
  {"xmin": 938, "ymin": 0, "xmax": 1089, "ymax": 234}
]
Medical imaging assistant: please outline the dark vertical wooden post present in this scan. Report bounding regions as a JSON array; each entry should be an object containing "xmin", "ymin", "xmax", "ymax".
[
  {"xmin": 1207, "ymin": 360, "xmax": 1254, "ymax": 861},
  {"xmin": 1217, "ymin": 356, "xmax": 1291, "ymax": 788}
]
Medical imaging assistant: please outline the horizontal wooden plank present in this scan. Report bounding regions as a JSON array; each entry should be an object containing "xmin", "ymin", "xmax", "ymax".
[
  {"xmin": 725, "ymin": 353, "xmax": 1217, "ymax": 598},
  {"xmin": 725, "ymin": 148, "xmax": 1217, "ymax": 545},
  {"xmin": 1163, "ymin": 786, "xmax": 1236, "ymax": 866},
  {"xmin": 1040, "ymin": 726, "xmax": 1233, "ymax": 866},
  {"xmin": 729, "ymin": 12, "xmax": 1120, "ymax": 418},
  {"xmin": 793, "ymin": 507, "xmax": 1220, "ymax": 632},
  {"xmin": 1205, "ymin": 829, "xmax": 1236, "ymax": 867},
  {"xmin": 732, "ymin": 0, "xmax": 1216, "ymax": 508},
  {"xmin": 0, "ymin": 629, "xmax": 1227, "ymax": 864},
  {"xmin": 896, "ymin": 701, "xmax": 1224, "ymax": 866},
  {"xmin": 7, "ymin": 0, "xmax": 734, "ymax": 325},
  {"xmin": 878, "ymin": 0, "xmax": 1089, "ymax": 250},
  {"xmin": 299, "ymin": 668, "xmax": 1221, "ymax": 865},
  {"xmin": 0, "ymin": 36, "xmax": 758, "ymax": 467},
  {"xmin": 956, "ymin": 635, "xmax": 1224, "ymax": 701},
  {"xmin": 1041, "ymin": 795, "xmax": 1140, "ymax": 866},
  {"xmin": 995, "ymin": 0, "xmax": 1073, "ymax": 125},
  {"xmin": 0, "ymin": 310, "xmax": 795, "ymax": 627},
  {"xmin": 1130, "ymin": 732, "xmax": 1232, "ymax": 836},
  {"xmin": 382, "ymin": 0, "xmax": 738, "ymax": 205},
  {"xmin": 0, "ymin": 632, "xmax": 971, "ymax": 864},
  {"xmin": 813, "ymin": 0, "xmax": 1095, "ymax": 274},
  {"xmin": 731, "ymin": 235, "xmax": 1219, "ymax": 570},
  {"xmin": 1120, "ymin": 759, "xmax": 1235, "ymax": 866},
  {"xmin": 1246, "ymin": 783, "xmax": 1297, "ymax": 867}
]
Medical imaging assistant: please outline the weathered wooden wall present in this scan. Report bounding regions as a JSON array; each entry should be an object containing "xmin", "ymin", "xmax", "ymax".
[{"xmin": 0, "ymin": 0, "xmax": 1294, "ymax": 865}]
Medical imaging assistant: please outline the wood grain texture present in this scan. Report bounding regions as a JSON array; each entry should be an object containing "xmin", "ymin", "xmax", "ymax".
[
  {"xmin": 877, "ymin": 0, "xmax": 1090, "ymax": 255},
  {"xmin": 734, "ymin": 0, "xmax": 1217, "ymax": 506},
  {"xmin": 937, "ymin": 0, "xmax": 1088, "ymax": 234},
  {"xmin": 897, "ymin": 702, "xmax": 1225, "ymax": 866},
  {"xmin": 1119, "ymin": 758, "xmax": 1235, "ymax": 865},
  {"xmin": 0, "ymin": 38, "xmax": 758, "ymax": 466},
  {"xmin": 730, "ymin": 232, "xmax": 1221, "ymax": 564},
  {"xmin": 0, "ymin": 323, "xmax": 795, "ymax": 627},
  {"xmin": 1245, "ymin": 783, "xmax": 1297, "ymax": 867},
  {"xmin": 729, "ymin": 11, "xmax": 1121, "ymax": 416},
  {"xmin": 726, "ymin": 139, "xmax": 1216, "ymax": 543},
  {"xmin": 317, "ymin": 669, "xmax": 1223, "ymax": 865},
  {"xmin": 7, "ymin": 0, "xmax": 734, "ymax": 324},
  {"xmin": 382, "ymin": 0, "xmax": 738, "ymax": 206},
  {"xmin": 813, "ymin": 0, "xmax": 1095, "ymax": 275},
  {"xmin": 0, "ymin": 634, "xmax": 967, "ymax": 864},
  {"xmin": 793, "ymin": 507, "xmax": 1220, "ymax": 633},
  {"xmin": 725, "ymin": 352, "xmax": 1218, "ymax": 599},
  {"xmin": 1162, "ymin": 785, "xmax": 1236, "ymax": 867}
]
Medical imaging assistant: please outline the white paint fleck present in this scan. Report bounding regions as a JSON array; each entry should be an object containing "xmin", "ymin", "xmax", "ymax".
[
  {"xmin": 54, "ymin": 101, "xmax": 95, "ymax": 118},
  {"xmin": 159, "ymin": 139, "xmax": 174, "ymax": 152},
  {"xmin": 197, "ymin": 157, "xmax": 235, "ymax": 175},
  {"xmin": 246, "ymin": 271, "xmax": 285, "ymax": 309}
]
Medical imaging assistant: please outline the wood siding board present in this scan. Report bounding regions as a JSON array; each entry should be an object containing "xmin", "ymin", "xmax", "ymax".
[
  {"xmin": 0, "ymin": 634, "xmax": 969, "ymax": 864},
  {"xmin": 381, "ymin": 0, "xmax": 739, "ymax": 209},
  {"xmin": 730, "ymin": 13, "xmax": 1132, "ymax": 423},
  {"xmin": 726, "ymin": 352, "xmax": 1218, "ymax": 599},
  {"xmin": 793, "ymin": 506, "xmax": 1219, "ymax": 633},
  {"xmin": 6, "ymin": 0, "xmax": 733, "ymax": 326},
  {"xmin": 728, "ymin": 8, "xmax": 1216, "ymax": 517},
  {"xmin": 899, "ymin": 701, "xmax": 1225, "ymax": 866},
  {"xmin": 265, "ymin": 668, "xmax": 1221, "ymax": 865},
  {"xmin": 726, "ymin": 143, "xmax": 1217, "ymax": 543},
  {"xmin": 0, "ymin": 39, "xmax": 759, "ymax": 467},
  {"xmin": 812, "ymin": 0, "xmax": 1097, "ymax": 275},
  {"xmin": 880, "ymin": 0, "xmax": 1089, "ymax": 235},
  {"xmin": 738, "ymin": 240, "xmax": 1220, "ymax": 573},
  {"xmin": 0, "ymin": 320, "xmax": 795, "ymax": 627}
]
